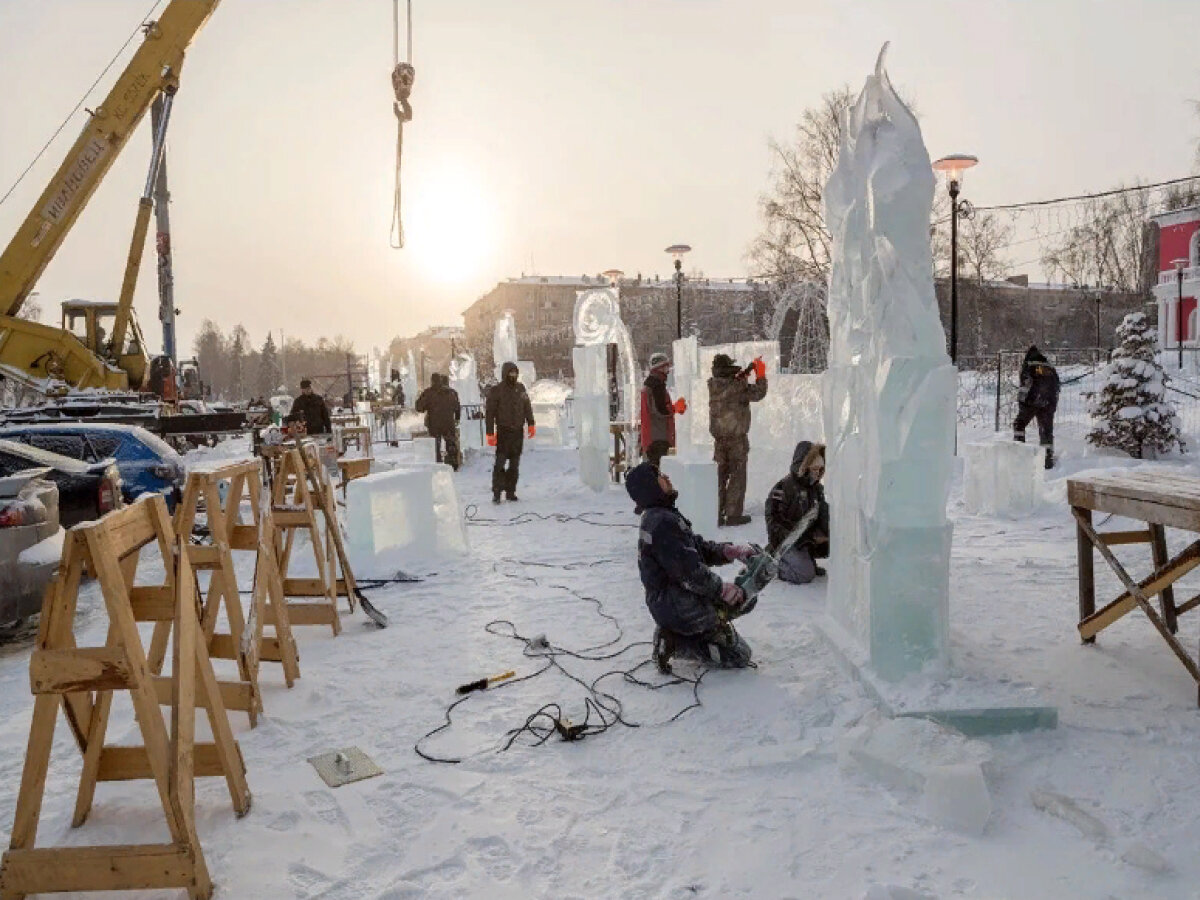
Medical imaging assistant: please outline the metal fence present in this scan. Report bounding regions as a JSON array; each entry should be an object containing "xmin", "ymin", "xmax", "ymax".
[{"xmin": 957, "ymin": 348, "xmax": 1200, "ymax": 443}]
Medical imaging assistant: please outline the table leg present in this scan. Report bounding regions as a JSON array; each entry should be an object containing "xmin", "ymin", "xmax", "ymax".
[
  {"xmin": 1150, "ymin": 524, "xmax": 1179, "ymax": 634},
  {"xmin": 1076, "ymin": 506, "xmax": 1095, "ymax": 644}
]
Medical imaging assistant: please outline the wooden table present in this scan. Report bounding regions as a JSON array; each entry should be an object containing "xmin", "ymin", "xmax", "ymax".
[{"xmin": 1069, "ymin": 470, "xmax": 1200, "ymax": 704}]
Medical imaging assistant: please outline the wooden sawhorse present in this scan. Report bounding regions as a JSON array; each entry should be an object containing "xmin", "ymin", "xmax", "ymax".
[{"xmin": 1070, "ymin": 470, "xmax": 1200, "ymax": 705}]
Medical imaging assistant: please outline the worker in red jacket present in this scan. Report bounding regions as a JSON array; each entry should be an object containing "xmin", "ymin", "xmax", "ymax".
[{"xmin": 640, "ymin": 351, "xmax": 687, "ymax": 468}]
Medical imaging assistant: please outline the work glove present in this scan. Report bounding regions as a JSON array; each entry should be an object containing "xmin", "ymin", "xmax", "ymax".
[
  {"xmin": 527, "ymin": 425, "xmax": 536, "ymax": 438},
  {"xmin": 752, "ymin": 357, "xmax": 766, "ymax": 380},
  {"xmin": 486, "ymin": 433, "xmax": 497, "ymax": 447},
  {"xmin": 719, "ymin": 582, "xmax": 745, "ymax": 607},
  {"xmin": 723, "ymin": 543, "xmax": 756, "ymax": 562},
  {"xmin": 673, "ymin": 397, "xmax": 687, "ymax": 414}
]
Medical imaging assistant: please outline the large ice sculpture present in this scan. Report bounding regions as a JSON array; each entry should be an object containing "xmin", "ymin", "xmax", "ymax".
[
  {"xmin": 449, "ymin": 352, "xmax": 482, "ymax": 405},
  {"xmin": 573, "ymin": 344, "xmax": 610, "ymax": 491},
  {"xmin": 493, "ymin": 310, "xmax": 519, "ymax": 380},
  {"xmin": 574, "ymin": 287, "xmax": 638, "ymax": 425},
  {"xmin": 821, "ymin": 45, "xmax": 956, "ymax": 681},
  {"xmin": 400, "ymin": 350, "xmax": 418, "ymax": 407}
]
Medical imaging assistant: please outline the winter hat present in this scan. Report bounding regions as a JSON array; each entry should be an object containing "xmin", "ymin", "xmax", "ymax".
[
  {"xmin": 626, "ymin": 461, "xmax": 668, "ymax": 514},
  {"xmin": 711, "ymin": 353, "xmax": 738, "ymax": 376},
  {"xmin": 649, "ymin": 352, "xmax": 671, "ymax": 372}
]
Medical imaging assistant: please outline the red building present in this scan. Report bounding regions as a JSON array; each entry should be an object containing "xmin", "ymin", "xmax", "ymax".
[{"xmin": 1152, "ymin": 206, "xmax": 1200, "ymax": 363}]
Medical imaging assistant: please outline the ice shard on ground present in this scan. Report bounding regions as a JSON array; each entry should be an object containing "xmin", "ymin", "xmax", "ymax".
[{"xmin": 821, "ymin": 45, "xmax": 956, "ymax": 681}]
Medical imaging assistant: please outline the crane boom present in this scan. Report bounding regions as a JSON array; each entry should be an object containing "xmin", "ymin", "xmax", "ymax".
[{"xmin": 0, "ymin": 0, "xmax": 220, "ymax": 320}]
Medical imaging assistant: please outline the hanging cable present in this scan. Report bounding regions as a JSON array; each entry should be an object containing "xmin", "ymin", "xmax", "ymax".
[
  {"xmin": 390, "ymin": 0, "xmax": 415, "ymax": 249},
  {"xmin": 0, "ymin": 0, "xmax": 164, "ymax": 209}
]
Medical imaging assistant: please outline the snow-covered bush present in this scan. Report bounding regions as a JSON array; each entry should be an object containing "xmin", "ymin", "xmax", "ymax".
[{"xmin": 1086, "ymin": 312, "xmax": 1184, "ymax": 459}]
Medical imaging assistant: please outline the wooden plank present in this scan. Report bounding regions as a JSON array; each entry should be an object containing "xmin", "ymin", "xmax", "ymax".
[
  {"xmin": 96, "ymin": 500, "xmax": 159, "ymax": 558},
  {"xmin": 0, "ymin": 844, "xmax": 195, "ymax": 893},
  {"xmin": 1098, "ymin": 530, "xmax": 1153, "ymax": 546},
  {"xmin": 129, "ymin": 585, "xmax": 175, "ymax": 621},
  {"xmin": 1066, "ymin": 482, "xmax": 1200, "ymax": 532},
  {"xmin": 5, "ymin": 694, "xmax": 61, "ymax": 854},
  {"xmin": 152, "ymin": 675, "xmax": 253, "ymax": 713},
  {"xmin": 229, "ymin": 523, "xmax": 257, "ymax": 551},
  {"xmin": 1078, "ymin": 540, "xmax": 1200, "ymax": 639},
  {"xmin": 1150, "ymin": 524, "xmax": 1179, "ymax": 633},
  {"xmin": 283, "ymin": 577, "xmax": 330, "ymax": 597},
  {"xmin": 1177, "ymin": 592, "xmax": 1200, "ymax": 616},
  {"xmin": 185, "ymin": 545, "xmax": 222, "ymax": 567},
  {"xmin": 1072, "ymin": 509, "xmax": 1200, "ymax": 693},
  {"xmin": 277, "ymin": 603, "xmax": 337, "ymax": 626},
  {"xmin": 1073, "ymin": 470, "xmax": 1200, "ymax": 502},
  {"xmin": 1075, "ymin": 507, "xmax": 1095, "ymax": 643},
  {"xmin": 96, "ymin": 744, "xmax": 229, "ymax": 782},
  {"xmin": 30, "ymin": 648, "xmax": 132, "ymax": 694},
  {"xmin": 273, "ymin": 509, "xmax": 316, "ymax": 527}
]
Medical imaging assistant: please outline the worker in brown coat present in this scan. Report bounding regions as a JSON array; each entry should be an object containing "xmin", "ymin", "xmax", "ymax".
[{"xmin": 707, "ymin": 353, "xmax": 767, "ymax": 526}]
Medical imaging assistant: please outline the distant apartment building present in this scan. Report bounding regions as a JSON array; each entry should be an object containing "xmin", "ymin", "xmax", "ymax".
[
  {"xmin": 460, "ymin": 272, "xmax": 1148, "ymax": 379},
  {"xmin": 462, "ymin": 274, "xmax": 776, "ymax": 379}
]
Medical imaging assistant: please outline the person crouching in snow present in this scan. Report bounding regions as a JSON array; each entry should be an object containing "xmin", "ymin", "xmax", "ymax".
[
  {"xmin": 764, "ymin": 441, "xmax": 829, "ymax": 584},
  {"xmin": 625, "ymin": 461, "xmax": 758, "ymax": 672}
]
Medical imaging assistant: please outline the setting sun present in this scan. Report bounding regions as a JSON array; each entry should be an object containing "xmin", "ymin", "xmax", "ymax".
[{"xmin": 403, "ymin": 163, "xmax": 495, "ymax": 287}]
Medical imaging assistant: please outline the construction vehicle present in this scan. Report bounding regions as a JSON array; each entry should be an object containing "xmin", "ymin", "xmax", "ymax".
[{"xmin": 0, "ymin": 2, "xmax": 220, "ymax": 395}]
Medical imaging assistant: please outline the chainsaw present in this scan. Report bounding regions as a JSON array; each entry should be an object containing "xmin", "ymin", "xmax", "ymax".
[{"xmin": 731, "ymin": 502, "xmax": 821, "ymax": 615}]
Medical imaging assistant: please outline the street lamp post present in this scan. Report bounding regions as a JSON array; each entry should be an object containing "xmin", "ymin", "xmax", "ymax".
[
  {"xmin": 665, "ymin": 245, "xmax": 692, "ymax": 340},
  {"xmin": 1094, "ymin": 293, "xmax": 1102, "ymax": 351},
  {"xmin": 932, "ymin": 155, "xmax": 979, "ymax": 365},
  {"xmin": 1173, "ymin": 258, "xmax": 1189, "ymax": 370}
]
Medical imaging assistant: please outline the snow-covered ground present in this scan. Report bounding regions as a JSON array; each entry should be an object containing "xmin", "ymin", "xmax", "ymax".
[{"xmin": 2, "ymin": 433, "xmax": 1200, "ymax": 898}]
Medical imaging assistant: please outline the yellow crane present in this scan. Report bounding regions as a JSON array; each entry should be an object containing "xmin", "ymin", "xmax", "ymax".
[{"xmin": 0, "ymin": 1, "xmax": 221, "ymax": 393}]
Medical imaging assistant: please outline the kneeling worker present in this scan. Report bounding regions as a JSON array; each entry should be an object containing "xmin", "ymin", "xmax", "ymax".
[
  {"xmin": 765, "ymin": 441, "xmax": 829, "ymax": 584},
  {"xmin": 625, "ymin": 461, "xmax": 758, "ymax": 671}
]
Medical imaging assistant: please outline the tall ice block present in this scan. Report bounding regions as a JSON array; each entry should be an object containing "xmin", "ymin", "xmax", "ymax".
[
  {"xmin": 659, "ymin": 456, "xmax": 719, "ymax": 537},
  {"xmin": 821, "ymin": 46, "xmax": 954, "ymax": 681}
]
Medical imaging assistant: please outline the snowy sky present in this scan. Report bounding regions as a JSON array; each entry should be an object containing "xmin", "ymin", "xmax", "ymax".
[{"xmin": 0, "ymin": 0, "xmax": 1196, "ymax": 360}]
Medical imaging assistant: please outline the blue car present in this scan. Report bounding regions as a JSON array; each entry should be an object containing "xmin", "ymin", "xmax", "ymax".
[{"xmin": 0, "ymin": 423, "xmax": 186, "ymax": 511}]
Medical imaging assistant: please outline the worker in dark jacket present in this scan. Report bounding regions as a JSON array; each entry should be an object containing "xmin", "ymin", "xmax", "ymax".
[
  {"xmin": 626, "ymin": 461, "xmax": 757, "ymax": 672},
  {"xmin": 286, "ymin": 378, "xmax": 331, "ymax": 435},
  {"xmin": 415, "ymin": 373, "xmax": 462, "ymax": 470},
  {"xmin": 708, "ymin": 353, "xmax": 768, "ymax": 526},
  {"xmin": 1013, "ymin": 345, "xmax": 1061, "ymax": 469},
  {"xmin": 640, "ymin": 351, "xmax": 686, "ymax": 468},
  {"xmin": 485, "ymin": 361, "xmax": 535, "ymax": 502},
  {"xmin": 765, "ymin": 441, "xmax": 829, "ymax": 584}
]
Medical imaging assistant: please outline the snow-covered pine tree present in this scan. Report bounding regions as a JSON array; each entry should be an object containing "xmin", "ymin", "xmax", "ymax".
[{"xmin": 1086, "ymin": 312, "xmax": 1184, "ymax": 459}]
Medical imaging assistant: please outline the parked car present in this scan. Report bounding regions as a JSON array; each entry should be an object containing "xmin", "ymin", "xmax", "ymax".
[
  {"xmin": 0, "ymin": 423, "xmax": 185, "ymax": 511},
  {"xmin": 0, "ymin": 440, "xmax": 122, "ymax": 527},
  {"xmin": 0, "ymin": 471, "xmax": 59, "ymax": 628}
]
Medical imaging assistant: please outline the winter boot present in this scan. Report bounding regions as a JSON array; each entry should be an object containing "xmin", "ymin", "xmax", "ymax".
[
  {"xmin": 699, "ymin": 623, "xmax": 753, "ymax": 668},
  {"xmin": 814, "ymin": 565, "xmax": 827, "ymax": 578},
  {"xmin": 725, "ymin": 514, "xmax": 752, "ymax": 527},
  {"xmin": 1013, "ymin": 431, "xmax": 1026, "ymax": 443},
  {"xmin": 652, "ymin": 626, "xmax": 678, "ymax": 674},
  {"xmin": 492, "ymin": 491, "xmax": 502, "ymax": 504},
  {"xmin": 506, "ymin": 492, "xmax": 519, "ymax": 502},
  {"xmin": 1043, "ymin": 446, "xmax": 1055, "ymax": 470}
]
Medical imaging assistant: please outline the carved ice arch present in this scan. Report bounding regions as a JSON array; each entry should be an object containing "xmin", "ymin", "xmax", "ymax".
[
  {"xmin": 769, "ymin": 279, "xmax": 829, "ymax": 373},
  {"xmin": 572, "ymin": 287, "xmax": 638, "ymax": 422}
]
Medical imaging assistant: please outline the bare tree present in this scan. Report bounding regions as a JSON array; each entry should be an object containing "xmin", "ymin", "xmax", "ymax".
[
  {"xmin": 750, "ymin": 87, "xmax": 853, "ymax": 283},
  {"xmin": 1041, "ymin": 186, "xmax": 1160, "ymax": 293},
  {"xmin": 957, "ymin": 211, "xmax": 1014, "ymax": 284}
]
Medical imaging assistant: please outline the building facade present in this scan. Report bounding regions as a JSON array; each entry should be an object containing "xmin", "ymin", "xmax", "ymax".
[
  {"xmin": 462, "ymin": 274, "xmax": 776, "ymax": 380},
  {"xmin": 461, "ymin": 272, "xmax": 1149, "ymax": 379},
  {"xmin": 1150, "ymin": 206, "xmax": 1200, "ymax": 364}
]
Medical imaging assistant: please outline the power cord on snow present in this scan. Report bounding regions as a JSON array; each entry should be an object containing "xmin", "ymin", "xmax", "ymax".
[
  {"xmin": 463, "ymin": 506, "xmax": 637, "ymax": 529},
  {"xmin": 413, "ymin": 557, "xmax": 712, "ymax": 764}
]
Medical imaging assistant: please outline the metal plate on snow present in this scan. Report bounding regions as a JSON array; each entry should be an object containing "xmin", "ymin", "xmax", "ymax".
[{"xmin": 307, "ymin": 746, "xmax": 384, "ymax": 788}]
